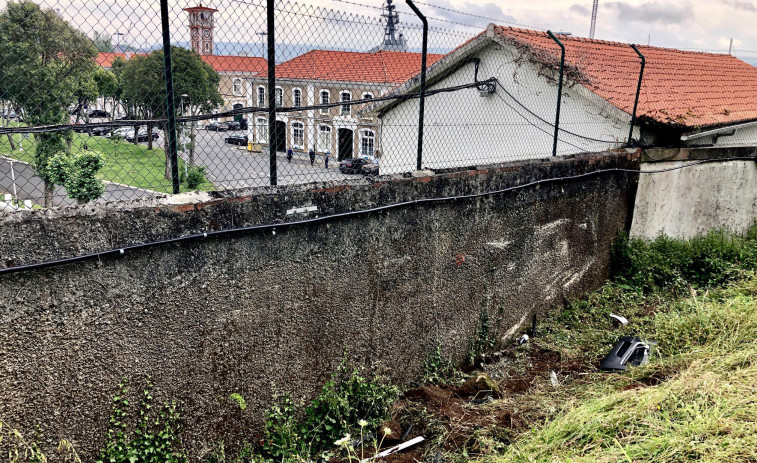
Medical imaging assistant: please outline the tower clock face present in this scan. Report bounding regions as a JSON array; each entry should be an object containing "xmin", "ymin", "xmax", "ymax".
[{"xmin": 203, "ymin": 29, "xmax": 210, "ymax": 38}]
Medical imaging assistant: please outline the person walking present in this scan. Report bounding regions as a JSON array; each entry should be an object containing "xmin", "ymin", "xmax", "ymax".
[
  {"xmin": 324, "ymin": 153, "xmax": 329, "ymax": 169},
  {"xmin": 286, "ymin": 148, "xmax": 293, "ymax": 163},
  {"xmin": 309, "ymin": 148, "xmax": 315, "ymax": 166}
]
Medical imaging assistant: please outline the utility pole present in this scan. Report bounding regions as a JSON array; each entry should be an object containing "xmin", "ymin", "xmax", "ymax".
[{"xmin": 589, "ymin": 0, "xmax": 599, "ymax": 38}]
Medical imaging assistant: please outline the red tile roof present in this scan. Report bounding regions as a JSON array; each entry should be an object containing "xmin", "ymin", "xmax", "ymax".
[
  {"xmin": 492, "ymin": 26, "xmax": 757, "ymax": 128},
  {"xmin": 276, "ymin": 50, "xmax": 445, "ymax": 84},
  {"xmin": 200, "ymin": 55, "xmax": 267, "ymax": 74},
  {"xmin": 96, "ymin": 52, "xmax": 266, "ymax": 75}
]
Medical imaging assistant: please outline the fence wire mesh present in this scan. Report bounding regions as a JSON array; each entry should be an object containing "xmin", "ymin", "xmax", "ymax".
[{"xmin": 0, "ymin": 0, "xmax": 647, "ymax": 212}]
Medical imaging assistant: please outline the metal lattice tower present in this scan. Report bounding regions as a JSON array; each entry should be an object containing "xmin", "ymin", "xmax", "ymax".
[
  {"xmin": 589, "ymin": 0, "xmax": 599, "ymax": 39},
  {"xmin": 377, "ymin": 0, "xmax": 407, "ymax": 52}
]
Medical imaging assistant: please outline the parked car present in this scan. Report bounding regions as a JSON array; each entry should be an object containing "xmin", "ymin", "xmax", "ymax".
[
  {"xmin": 225, "ymin": 134, "xmax": 248, "ymax": 146},
  {"xmin": 107, "ymin": 127, "xmax": 135, "ymax": 139},
  {"xmin": 88, "ymin": 109, "xmax": 110, "ymax": 118},
  {"xmin": 90, "ymin": 126, "xmax": 112, "ymax": 136},
  {"xmin": 360, "ymin": 161, "xmax": 380, "ymax": 176},
  {"xmin": 206, "ymin": 122, "xmax": 230, "ymax": 132},
  {"xmin": 226, "ymin": 120, "xmax": 241, "ymax": 131},
  {"xmin": 239, "ymin": 118, "xmax": 248, "ymax": 130},
  {"xmin": 338, "ymin": 157, "xmax": 372, "ymax": 174},
  {"xmin": 126, "ymin": 129, "xmax": 160, "ymax": 143}
]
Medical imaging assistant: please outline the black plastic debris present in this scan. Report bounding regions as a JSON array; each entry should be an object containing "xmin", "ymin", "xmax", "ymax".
[{"xmin": 600, "ymin": 336, "xmax": 650, "ymax": 371}]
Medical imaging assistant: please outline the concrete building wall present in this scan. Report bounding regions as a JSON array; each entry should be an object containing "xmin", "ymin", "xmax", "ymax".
[
  {"xmin": 0, "ymin": 151, "xmax": 639, "ymax": 461},
  {"xmin": 631, "ymin": 147, "xmax": 757, "ymax": 239},
  {"xmin": 379, "ymin": 43, "xmax": 638, "ymax": 175}
]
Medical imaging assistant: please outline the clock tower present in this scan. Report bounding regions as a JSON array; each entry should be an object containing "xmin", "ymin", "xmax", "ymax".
[{"xmin": 184, "ymin": 4, "xmax": 217, "ymax": 55}]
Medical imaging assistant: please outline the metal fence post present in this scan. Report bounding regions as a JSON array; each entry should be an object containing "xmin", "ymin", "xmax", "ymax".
[
  {"xmin": 546, "ymin": 30, "xmax": 565, "ymax": 158},
  {"xmin": 267, "ymin": 0, "xmax": 277, "ymax": 186},
  {"xmin": 160, "ymin": 0, "xmax": 180, "ymax": 194},
  {"xmin": 628, "ymin": 44, "xmax": 646, "ymax": 145},
  {"xmin": 406, "ymin": 0, "xmax": 428, "ymax": 171}
]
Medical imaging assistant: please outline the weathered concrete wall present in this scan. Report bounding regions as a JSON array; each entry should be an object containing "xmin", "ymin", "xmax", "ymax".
[
  {"xmin": 0, "ymin": 150, "xmax": 638, "ymax": 461},
  {"xmin": 631, "ymin": 147, "xmax": 757, "ymax": 239}
]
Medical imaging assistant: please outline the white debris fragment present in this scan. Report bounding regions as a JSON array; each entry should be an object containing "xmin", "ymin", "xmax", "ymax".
[
  {"xmin": 549, "ymin": 370, "xmax": 560, "ymax": 388},
  {"xmin": 610, "ymin": 314, "xmax": 629, "ymax": 325},
  {"xmin": 517, "ymin": 334, "xmax": 530, "ymax": 345}
]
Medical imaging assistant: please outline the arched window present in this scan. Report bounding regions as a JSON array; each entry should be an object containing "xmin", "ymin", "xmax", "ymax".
[
  {"xmin": 340, "ymin": 91, "xmax": 351, "ymax": 116},
  {"xmin": 257, "ymin": 86, "xmax": 265, "ymax": 108},
  {"xmin": 362, "ymin": 92, "xmax": 374, "ymax": 100},
  {"xmin": 317, "ymin": 125, "xmax": 332, "ymax": 153},
  {"xmin": 292, "ymin": 121, "xmax": 304, "ymax": 149},
  {"xmin": 233, "ymin": 78, "xmax": 242, "ymax": 95},
  {"xmin": 320, "ymin": 90, "xmax": 330, "ymax": 115},
  {"xmin": 360, "ymin": 129, "xmax": 375, "ymax": 157},
  {"xmin": 292, "ymin": 88, "xmax": 302, "ymax": 107},
  {"xmin": 257, "ymin": 117, "xmax": 267, "ymax": 142},
  {"xmin": 275, "ymin": 87, "xmax": 283, "ymax": 107}
]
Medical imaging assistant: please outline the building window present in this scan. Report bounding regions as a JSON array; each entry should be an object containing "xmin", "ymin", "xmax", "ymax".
[
  {"xmin": 362, "ymin": 92, "xmax": 374, "ymax": 100},
  {"xmin": 293, "ymin": 88, "xmax": 302, "ymax": 107},
  {"xmin": 204, "ymin": 42, "xmax": 210, "ymax": 52},
  {"xmin": 360, "ymin": 129, "xmax": 375, "ymax": 157},
  {"xmin": 340, "ymin": 91, "xmax": 351, "ymax": 116},
  {"xmin": 317, "ymin": 125, "xmax": 332, "ymax": 153},
  {"xmin": 257, "ymin": 117, "xmax": 267, "ymax": 142},
  {"xmin": 292, "ymin": 122, "xmax": 304, "ymax": 149},
  {"xmin": 233, "ymin": 78, "xmax": 242, "ymax": 95},
  {"xmin": 257, "ymin": 86, "xmax": 265, "ymax": 107},
  {"xmin": 275, "ymin": 87, "xmax": 283, "ymax": 107},
  {"xmin": 320, "ymin": 90, "xmax": 330, "ymax": 115}
]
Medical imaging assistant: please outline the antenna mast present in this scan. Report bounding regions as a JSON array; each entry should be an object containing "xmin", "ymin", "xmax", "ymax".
[
  {"xmin": 378, "ymin": 0, "xmax": 407, "ymax": 51},
  {"xmin": 589, "ymin": 0, "xmax": 599, "ymax": 38}
]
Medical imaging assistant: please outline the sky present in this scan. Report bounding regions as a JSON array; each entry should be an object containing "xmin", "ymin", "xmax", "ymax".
[{"xmin": 2, "ymin": 0, "xmax": 756, "ymax": 65}]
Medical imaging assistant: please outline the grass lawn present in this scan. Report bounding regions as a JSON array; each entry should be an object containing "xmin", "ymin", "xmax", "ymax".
[{"xmin": 0, "ymin": 124, "xmax": 213, "ymax": 194}]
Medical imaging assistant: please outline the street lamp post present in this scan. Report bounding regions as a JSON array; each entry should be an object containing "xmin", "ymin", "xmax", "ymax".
[{"xmin": 114, "ymin": 31, "xmax": 126, "ymax": 52}]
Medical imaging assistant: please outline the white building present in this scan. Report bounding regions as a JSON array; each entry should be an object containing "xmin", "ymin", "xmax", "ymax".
[{"xmin": 362, "ymin": 24, "xmax": 757, "ymax": 175}]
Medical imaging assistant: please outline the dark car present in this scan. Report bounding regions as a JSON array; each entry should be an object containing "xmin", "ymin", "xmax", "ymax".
[
  {"xmin": 239, "ymin": 118, "xmax": 248, "ymax": 130},
  {"xmin": 338, "ymin": 157, "xmax": 372, "ymax": 174},
  {"xmin": 360, "ymin": 161, "xmax": 380, "ymax": 176},
  {"xmin": 225, "ymin": 134, "xmax": 248, "ymax": 146},
  {"xmin": 126, "ymin": 129, "xmax": 160, "ymax": 143},
  {"xmin": 88, "ymin": 109, "xmax": 110, "ymax": 118},
  {"xmin": 90, "ymin": 126, "xmax": 112, "ymax": 136},
  {"xmin": 206, "ymin": 122, "xmax": 230, "ymax": 132},
  {"xmin": 226, "ymin": 121, "xmax": 241, "ymax": 131}
]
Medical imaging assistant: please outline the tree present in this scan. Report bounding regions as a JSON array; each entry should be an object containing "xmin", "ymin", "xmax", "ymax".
[
  {"xmin": 121, "ymin": 46, "xmax": 222, "ymax": 178},
  {"xmin": 0, "ymin": 1, "xmax": 98, "ymax": 207},
  {"xmin": 92, "ymin": 31, "xmax": 112, "ymax": 53}
]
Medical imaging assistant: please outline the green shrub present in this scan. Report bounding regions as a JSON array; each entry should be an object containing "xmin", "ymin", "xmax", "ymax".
[
  {"xmin": 611, "ymin": 223, "xmax": 757, "ymax": 293},
  {"xmin": 96, "ymin": 379, "xmax": 187, "ymax": 463},
  {"xmin": 260, "ymin": 359, "xmax": 399, "ymax": 462},
  {"xmin": 181, "ymin": 166, "xmax": 206, "ymax": 190}
]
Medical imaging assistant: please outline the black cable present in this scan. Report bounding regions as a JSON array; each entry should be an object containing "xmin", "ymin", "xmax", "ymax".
[
  {"xmin": 2, "ymin": 156, "xmax": 754, "ymax": 276},
  {"xmin": 495, "ymin": 81, "xmax": 621, "ymax": 145}
]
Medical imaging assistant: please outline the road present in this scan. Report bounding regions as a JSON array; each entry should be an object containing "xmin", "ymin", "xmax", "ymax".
[
  {"xmin": 189, "ymin": 128, "xmax": 353, "ymax": 188},
  {"xmin": 0, "ymin": 156, "xmax": 159, "ymax": 209}
]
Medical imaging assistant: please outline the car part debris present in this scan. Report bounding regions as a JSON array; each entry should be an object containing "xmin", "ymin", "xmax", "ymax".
[
  {"xmin": 549, "ymin": 370, "xmax": 559, "ymax": 388},
  {"xmin": 517, "ymin": 334, "xmax": 529, "ymax": 345},
  {"xmin": 609, "ymin": 313, "xmax": 629, "ymax": 325},
  {"xmin": 600, "ymin": 336, "xmax": 650, "ymax": 371},
  {"xmin": 360, "ymin": 436, "xmax": 425, "ymax": 463}
]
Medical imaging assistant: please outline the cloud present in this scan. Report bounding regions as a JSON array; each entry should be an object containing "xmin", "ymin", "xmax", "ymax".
[
  {"xmin": 720, "ymin": 0, "xmax": 757, "ymax": 12},
  {"xmin": 411, "ymin": 0, "xmax": 519, "ymax": 28},
  {"xmin": 569, "ymin": 4, "xmax": 591, "ymax": 16},
  {"xmin": 601, "ymin": 1, "xmax": 694, "ymax": 24}
]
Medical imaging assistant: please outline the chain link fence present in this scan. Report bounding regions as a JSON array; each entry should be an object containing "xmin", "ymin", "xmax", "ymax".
[{"xmin": 0, "ymin": 0, "xmax": 648, "ymax": 212}]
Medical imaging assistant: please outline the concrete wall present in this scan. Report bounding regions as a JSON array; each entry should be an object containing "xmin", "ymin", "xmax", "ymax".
[
  {"xmin": 378, "ymin": 42, "xmax": 638, "ymax": 175},
  {"xmin": 631, "ymin": 147, "xmax": 757, "ymax": 239},
  {"xmin": 0, "ymin": 151, "xmax": 639, "ymax": 461}
]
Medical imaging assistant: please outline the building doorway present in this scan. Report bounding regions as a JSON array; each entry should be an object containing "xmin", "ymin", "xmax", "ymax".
[
  {"xmin": 338, "ymin": 128, "xmax": 353, "ymax": 160},
  {"xmin": 232, "ymin": 103, "xmax": 243, "ymax": 121},
  {"xmin": 274, "ymin": 120, "xmax": 287, "ymax": 153}
]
